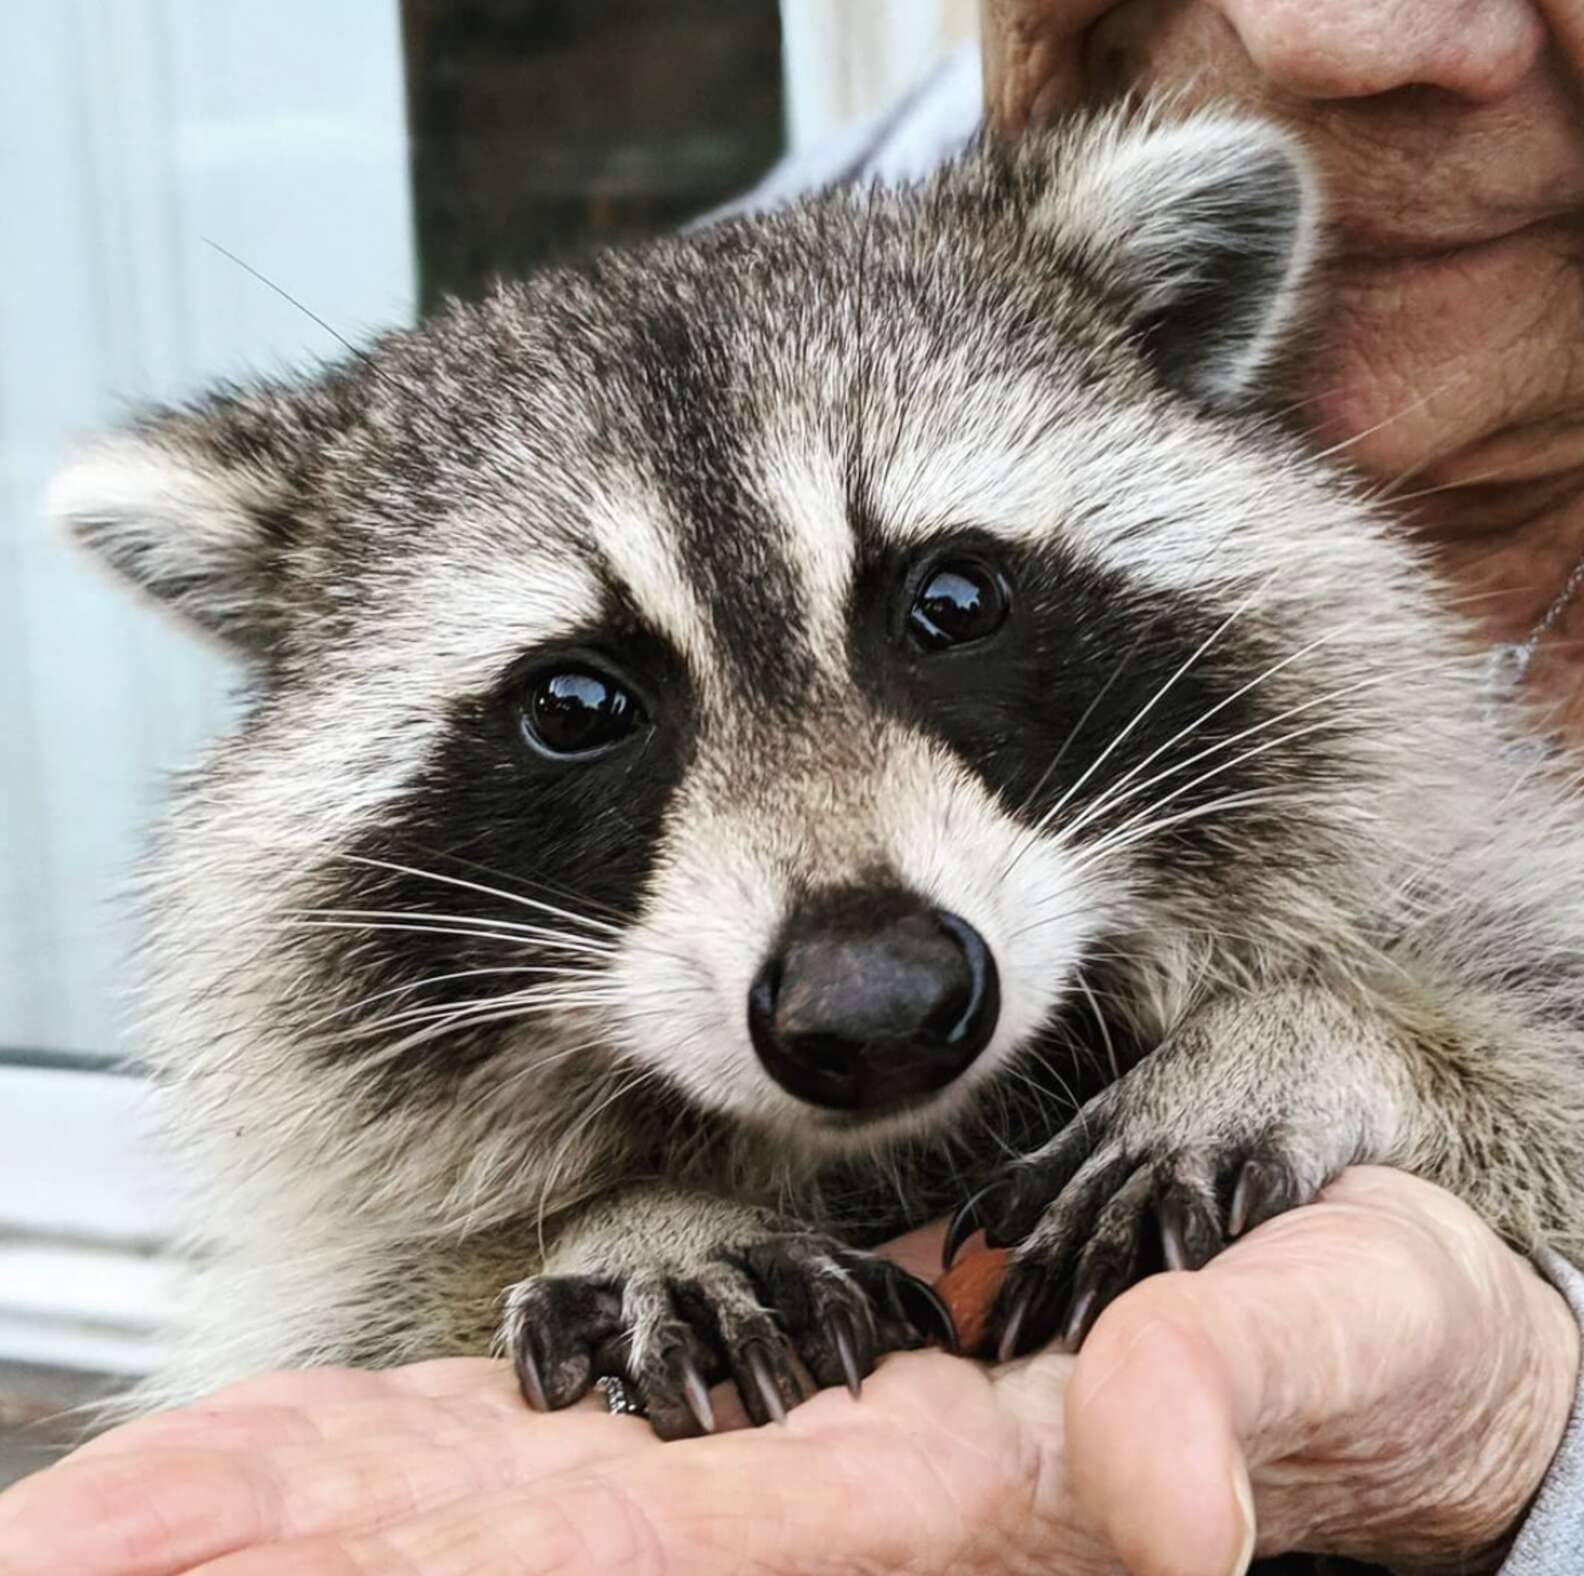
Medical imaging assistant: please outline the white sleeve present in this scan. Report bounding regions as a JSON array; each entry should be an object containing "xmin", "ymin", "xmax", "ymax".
[{"xmin": 697, "ymin": 42, "xmax": 982, "ymax": 228}]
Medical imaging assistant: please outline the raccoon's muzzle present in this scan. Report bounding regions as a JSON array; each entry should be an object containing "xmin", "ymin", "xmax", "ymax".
[{"xmin": 747, "ymin": 890, "xmax": 999, "ymax": 1112}]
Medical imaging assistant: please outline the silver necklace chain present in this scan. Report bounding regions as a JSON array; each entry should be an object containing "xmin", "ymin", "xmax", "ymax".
[{"xmin": 1494, "ymin": 549, "xmax": 1584, "ymax": 688}]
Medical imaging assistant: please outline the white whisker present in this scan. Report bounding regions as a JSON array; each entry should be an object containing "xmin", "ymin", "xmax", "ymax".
[
  {"xmin": 1002, "ymin": 575, "xmax": 1281, "ymax": 883},
  {"xmin": 284, "ymin": 906, "xmax": 614, "ymax": 956},
  {"xmin": 1043, "ymin": 624, "xmax": 1350, "ymax": 843},
  {"xmin": 352, "ymin": 994, "xmax": 612, "ymax": 1068},
  {"xmin": 1054, "ymin": 649, "xmax": 1474, "ymax": 858},
  {"xmin": 328, "ymin": 983, "xmax": 617, "ymax": 1048},
  {"xmin": 1070, "ymin": 789, "xmax": 1300, "ymax": 879},
  {"xmin": 278, "ymin": 917, "xmax": 609, "ymax": 956},
  {"xmin": 293, "ymin": 964, "xmax": 602, "ymax": 1034},
  {"xmin": 1074, "ymin": 966, "xmax": 1121, "ymax": 1084},
  {"xmin": 333, "ymin": 852, "xmax": 624, "ymax": 936}
]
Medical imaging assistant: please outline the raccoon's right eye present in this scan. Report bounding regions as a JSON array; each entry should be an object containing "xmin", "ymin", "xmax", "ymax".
[{"xmin": 518, "ymin": 668, "xmax": 645, "ymax": 760}]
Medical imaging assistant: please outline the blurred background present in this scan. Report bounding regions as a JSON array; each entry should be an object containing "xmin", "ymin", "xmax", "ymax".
[{"xmin": 0, "ymin": 0, "xmax": 977, "ymax": 1482}]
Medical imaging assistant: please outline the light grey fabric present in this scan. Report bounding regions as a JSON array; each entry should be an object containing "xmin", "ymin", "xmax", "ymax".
[
  {"xmin": 729, "ymin": 49, "xmax": 1584, "ymax": 1574},
  {"xmin": 1499, "ymin": 1250, "xmax": 1584, "ymax": 1574}
]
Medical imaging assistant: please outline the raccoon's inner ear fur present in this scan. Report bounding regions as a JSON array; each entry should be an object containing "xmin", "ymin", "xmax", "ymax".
[
  {"xmin": 48, "ymin": 397, "xmax": 316, "ymax": 657},
  {"xmin": 1040, "ymin": 112, "xmax": 1320, "ymax": 409}
]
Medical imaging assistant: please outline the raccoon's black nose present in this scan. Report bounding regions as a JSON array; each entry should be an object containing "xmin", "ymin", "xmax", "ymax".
[{"xmin": 748, "ymin": 899, "xmax": 999, "ymax": 1111}]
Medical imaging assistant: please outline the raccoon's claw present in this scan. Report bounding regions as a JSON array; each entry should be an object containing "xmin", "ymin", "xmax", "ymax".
[
  {"xmin": 516, "ymin": 1336, "xmax": 554, "ymax": 1412},
  {"xmin": 972, "ymin": 1135, "xmax": 1326, "ymax": 1362},
  {"xmin": 668, "ymin": 1345, "xmax": 717, "ymax": 1434},
  {"xmin": 502, "ymin": 1235, "xmax": 957, "ymax": 1439},
  {"xmin": 990, "ymin": 1256, "xmax": 1103, "ymax": 1361},
  {"xmin": 1228, "ymin": 1156, "xmax": 1304, "ymax": 1238},
  {"xmin": 514, "ymin": 1333, "xmax": 549, "ymax": 1411},
  {"xmin": 503, "ymin": 1274, "xmax": 626, "ymax": 1410},
  {"xmin": 1156, "ymin": 1173, "xmax": 1225, "ymax": 1272},
  {"xmin": 942, "ymin": 1178, "xmax": 1009, "ymax": 1269},
  {"xmin": 970, "ymin": 1095, "xmax": 1126, "ymax": 1257},
  {"xmin": 884, "ymin": 1267, "xmax": 960, "ymax": 1355},
  {"xmin": 827, "ymin": 1310, "xmax": 864, "ymax": 1398},
  {"xmin": 740, "ymin": 1340, "xmax": 795, "ymax": 1426}
]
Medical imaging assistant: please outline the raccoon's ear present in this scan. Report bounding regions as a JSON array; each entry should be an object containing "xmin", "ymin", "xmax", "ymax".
[
  {"xmin": 1036, "ymin": 111, "xmax": 1320, "ymax": 409},
  {"xmin": 48, "ymin": 389, "xmax": 327, "ymax": 657}
]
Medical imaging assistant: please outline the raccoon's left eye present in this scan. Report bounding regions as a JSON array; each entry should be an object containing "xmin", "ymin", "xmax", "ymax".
[
  {"xmin": 907, "ymin": 558, "xmax": 1010, "ymax": 652},
  {"xmin": 519, "ymin": 668, "xmax": 645, "ymax": 759}
]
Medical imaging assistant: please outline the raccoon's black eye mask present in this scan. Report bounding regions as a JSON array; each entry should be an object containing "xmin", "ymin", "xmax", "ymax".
[{"xmin": 514, "ymin": 551, "xmax": 1016, "ymax": 763}]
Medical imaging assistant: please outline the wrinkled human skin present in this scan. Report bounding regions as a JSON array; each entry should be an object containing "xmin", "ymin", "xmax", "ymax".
[
  {"xmin": 983, "ymin": 0, "xmax": 1584, "ymax": 739},
  {"xmin": 1072, "ymin": 1171, "xmax": 1578, "ymax": 1574},
  {"xmin": 0, "ymin": 1172, "xmax": 1574, "ymax": 1576}
]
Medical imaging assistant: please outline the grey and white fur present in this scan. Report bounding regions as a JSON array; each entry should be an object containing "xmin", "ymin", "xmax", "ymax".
[{"xmin": 52, "ymin": 107, "xmax": 1584, "ymax": 1437}]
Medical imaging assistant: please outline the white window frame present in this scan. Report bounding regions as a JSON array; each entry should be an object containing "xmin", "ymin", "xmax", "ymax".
[{"xmin": 780, "ymin": 0, "xmax": 978, "ymax": 151}]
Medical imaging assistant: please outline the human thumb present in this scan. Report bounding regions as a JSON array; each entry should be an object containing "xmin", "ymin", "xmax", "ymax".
[{"xmin": 1062, "ymin": 1277, "xmax": 1258, "ymax": 1576}]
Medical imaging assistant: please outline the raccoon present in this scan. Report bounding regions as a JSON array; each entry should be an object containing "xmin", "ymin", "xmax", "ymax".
[{"xmin": 51, "ymin": 108, "xmax": 1584, "ymax": 1438}]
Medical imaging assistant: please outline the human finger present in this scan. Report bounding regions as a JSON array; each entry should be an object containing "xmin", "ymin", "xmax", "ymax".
[{"xmin": 0, "ymin": 1400, "xmax": 654, "ymax": 1576}]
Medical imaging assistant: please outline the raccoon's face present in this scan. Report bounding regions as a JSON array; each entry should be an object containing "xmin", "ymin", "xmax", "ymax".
[{"xmin": 56, "ymin": 111, "xmax": 1363, "ymax": 1162}]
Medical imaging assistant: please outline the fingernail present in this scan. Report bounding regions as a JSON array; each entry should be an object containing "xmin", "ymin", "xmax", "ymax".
[{"xmin": 1229, "ymin": 1458, "xmax": 1256, "ymax": 1576}]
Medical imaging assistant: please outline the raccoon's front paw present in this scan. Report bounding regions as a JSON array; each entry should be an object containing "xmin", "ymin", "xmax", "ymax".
[
  {"xmin": 502, "ymin": 1235, "xmax": 956, "ymax": 1439},
  {"xmin": 948, "ymin": 1078, "xmax": 1343, "ymax": 1362}
]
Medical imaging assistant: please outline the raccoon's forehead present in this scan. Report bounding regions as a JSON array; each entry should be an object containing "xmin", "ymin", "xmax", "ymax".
[{"xmin": 364, "ymin": 289, "xmax": 1140, "ymax": 709}]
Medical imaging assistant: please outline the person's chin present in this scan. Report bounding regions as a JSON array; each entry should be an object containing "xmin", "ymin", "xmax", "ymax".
[{"xmin": 1309, "ymin": 217, "xmax": 1583, "ymax": 483}]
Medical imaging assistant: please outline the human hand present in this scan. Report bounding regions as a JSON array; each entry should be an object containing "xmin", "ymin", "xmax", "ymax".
[
  {"xmin": 0, "ymin": 1223, "xmax": 1111, "ymax": 1576},
  {"xmin": 1068, "ymin": 1166, "xmax": 1579, "ymax": 1574},
  {"xmin": 1, "ymin": 1167, "xmax": 1575, "ymax": 1575}
]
